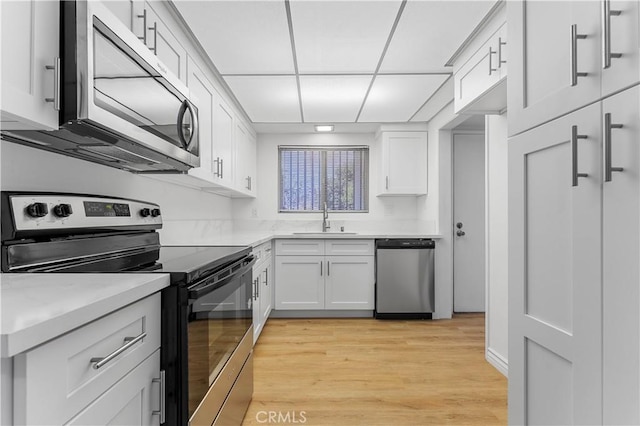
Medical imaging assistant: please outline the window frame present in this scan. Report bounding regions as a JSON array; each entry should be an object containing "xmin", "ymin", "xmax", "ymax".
[{"xmin": 278, "ymin": 145, "xmax": 370, "ymax": 213}]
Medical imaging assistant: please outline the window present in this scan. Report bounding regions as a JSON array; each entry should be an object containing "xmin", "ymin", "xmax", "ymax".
[{"xmin": 279, "ymin": 146, "xmax": 369, "ymax": 212}]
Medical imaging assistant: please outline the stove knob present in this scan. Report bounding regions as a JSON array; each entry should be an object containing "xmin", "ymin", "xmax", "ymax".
[
  {"xmin": 53, "ymin": 203, "xmax": 73, "ymax": 218},
  {"xmin": 151, "ymin": 208, "xmax": 161, "ymax": 217},
  {"xmin": 140, "ymin": 208, "xmax": 151, "ymax": 217},
  {"xmin": 25, "ymin": 202, "xmax": 49, "ymax": 218}
]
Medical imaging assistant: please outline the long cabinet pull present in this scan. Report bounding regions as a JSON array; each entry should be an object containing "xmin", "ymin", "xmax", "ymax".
[
  {"xmin": 604, "ymin": 112, "xmax": 624, "ymax": 182},
  {"xmin": 320, "ymin": 261, "xmax": 323, "ymax": 276},
  {"xmin": 152, "ymin": 370, "xmax": 166, "ymax": 423},
  {"xmin": 385, "ymin": 176, "xmax": 389, "ymax": 190},
  {"xmin": 137, "ymin": 9, "xmax": 147, "ymax": 45},
  {"xmin": 498, "ymin": 37, "xmax": 507, "ymax": 67},
  {"xmin": 571, "ymin": 125, "xmax": 589, "ymax": 187},
  {"xmin": 489, "ymin": 46, "xmax": 498, "ymax": 75},
  {"xmin": 214, "ymin": 157, "xmax": 222, "ymax": 178},
  {"xmin": 44, "ymin": 57, "xmax": 60, "ymax": 111},
  {"xmin": 148, "ymin": 21, "xmax": 158, "ymax": 54},
  {"xmin": 570, "ymin": 24, "xmax": 588, "ymax": 86},
  {"xmin": 327, "ymin": 261, "xmax": 330, "ymax": 276},
  {"xmin": 602, "ymin": 0, "xmax": 622, "ymax": 69},
  {"xmin": 90, "ymin": 332, "xmax": 147, "ymax": 370}
]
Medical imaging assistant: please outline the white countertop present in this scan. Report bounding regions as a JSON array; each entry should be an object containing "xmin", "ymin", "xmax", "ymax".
[
  {"xmin": 192, "ymin": 232, "xmax": 443, "ymax": 248},
  {"xmin": 0, "ymin": 273, "xmax": 169, "ymax": 357}
]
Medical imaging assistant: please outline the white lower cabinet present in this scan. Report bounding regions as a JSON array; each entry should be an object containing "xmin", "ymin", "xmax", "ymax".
[
  {"xmin": 252, "ymin": 241, "xmax": 273, "ymax": 343},
  {"xmin": 12, "ymin": 293, "xmax": 162, "ymax": 425},
  {"xmin": 275, "ymin": 240, "xmax": 374, "ymax": 311}
]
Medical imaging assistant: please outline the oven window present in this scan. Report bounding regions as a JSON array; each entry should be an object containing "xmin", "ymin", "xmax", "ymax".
[
  {"xmin": 187, "ymin": 271, "xmax": 252, "ymax": 418},
  {"xmin": 92, "ymin": 21, "xmax": 193, "ymax": 149}
]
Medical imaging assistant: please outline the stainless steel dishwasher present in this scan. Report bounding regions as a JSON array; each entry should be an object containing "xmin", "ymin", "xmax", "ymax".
[{"xmin": 375, "ymin": 239, "xmax": 435, "ymax": 319}]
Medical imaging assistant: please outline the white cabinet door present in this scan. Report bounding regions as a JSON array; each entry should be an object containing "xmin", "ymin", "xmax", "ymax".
[
  {"xmin": 66, "ymin": 351, "xmax": 161, "ymax": 426},
  {"xmin": 508, "ymin": 1, "xmax": 601, "ymax": 136},
  {"xmin": 252, "ymin": 269, "xmax": 262, "ymax": 343},
  {"xmin": 0, "ymin": 0, "xmax": 59, "ymax": 130},
  {"xmin": 325, "ymin": 256, "xmax": 374, "ymax": 310},
  {"xmin": 143, "ymin": 2, "xmax": 187, "ymax": 83},
  {"xmin": 508, "ymin": 102, "xmax": 602, "ymax": 424},
  {"xmin": 602, "ymin": 86, "xmax": 640, "ymax": 425},
  {"xmin": 187, "ymin": 56, "xmax": 215, "ymax": 175},
  {"xmin": 275, "ymin": 256, "xmax": 324, "ymax": 310},
  {"xmin": 378, "ymin": 132, "xmax": 428, "ymax": 196},
  {"xmin": 213, "ymin": 95, "xmax": 236, "ymax": 187},
  {"xmin": 235, "ymin": 120, "xmax": 257, "ymax": 197},
  {"xmin": 601, "ymin": 0, "xmax": 640, "ymax": 98},
  {"xmin": 259, "ymin": 262, "xmax": 273, "ymax": 324}
]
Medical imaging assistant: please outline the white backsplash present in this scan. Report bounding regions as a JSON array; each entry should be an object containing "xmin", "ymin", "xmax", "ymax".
[{"xmin": 159, "ymin": 219, "xmax": 234, "ymax": 245}]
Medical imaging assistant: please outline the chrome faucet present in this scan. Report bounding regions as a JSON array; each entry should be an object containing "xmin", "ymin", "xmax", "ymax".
[{"xmin": 322, "ymin": 202, "xmax": 331, "ymax": 232}]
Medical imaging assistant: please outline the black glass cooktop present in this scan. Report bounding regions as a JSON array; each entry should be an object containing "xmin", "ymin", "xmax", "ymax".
[{"xmin": 156, "ymin": 245, "xmax": 251, "ymax": 284}]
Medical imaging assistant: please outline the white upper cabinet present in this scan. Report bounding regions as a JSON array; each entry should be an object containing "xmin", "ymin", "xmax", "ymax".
[
  {"xmin": 213, "ymin": 95, "xmax": 236, "ymax": 188},
  {"xmin": 451, "ymin": 2, "xmax": 507, "ymax": 114},
  {"xmin": 508, "ymin": 0, "xmax": 639, "ymax": 137},
  {"xmin": 234, "ymin": 121, "xmax": 257, "ymax": 197},
  {"xmin": 377, "ymin": 131, "xmax": 428, "ymax": 196},
  {"xmin": 1, "ymin": 0, "xmax": 59, "ymax": 130}
]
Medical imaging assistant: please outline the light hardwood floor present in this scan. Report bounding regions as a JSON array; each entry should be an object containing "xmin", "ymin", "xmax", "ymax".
[{"xmin": 242, "ymin": 314, "xmax": 507, "ymax": 425}]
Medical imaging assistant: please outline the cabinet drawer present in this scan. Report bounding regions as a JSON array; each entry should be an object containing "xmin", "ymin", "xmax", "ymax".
[
  {"xmin": 13, "ymin": 293, "xmax": 161, "ymax": 425},
  {"xmin": 276, "ymin": 239, "xmax": 324, "ymax": 256},
  {"xmin": 253, "ymin": 241, "xmax": 273, "ymax": 263},
  {"xmin": 325, "ymin": 240, "xmax": 374, "ymax": 256}
]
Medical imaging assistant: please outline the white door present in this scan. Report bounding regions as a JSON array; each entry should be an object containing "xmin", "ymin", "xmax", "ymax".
[
  {"xmin": 508, "ymin": 102, "xmax": 602, "ymax": 424},
  {"xmin": 453, "ymin": 132, "xmax": 485, "ymax": 312}
]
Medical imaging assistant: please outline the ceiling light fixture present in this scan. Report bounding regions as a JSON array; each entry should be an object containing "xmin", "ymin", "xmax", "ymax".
[{"xmin": 314, "ymin": 125, "xmax": 334, "ymax": 132}]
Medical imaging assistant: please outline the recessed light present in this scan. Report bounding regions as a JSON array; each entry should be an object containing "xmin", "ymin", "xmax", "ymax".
[{"xmin": 314, "ymin": 125, "xmax": 334, "ymax": 132}]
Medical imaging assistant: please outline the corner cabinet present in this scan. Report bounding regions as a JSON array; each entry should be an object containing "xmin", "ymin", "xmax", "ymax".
[
  {"xmin": 274, "ymin": 240, "xmax": 375, "ymax": 311},
  {"xmin": 12, "ymin": 294, "xmax": 163, "ymax": 425},
  {"xmin": 377, "ymin": 132, "xmax": 428, "ymax": 196},
  {"xmin": 0, "ymin": 0, "xmax": 60, "ymax": 130}
]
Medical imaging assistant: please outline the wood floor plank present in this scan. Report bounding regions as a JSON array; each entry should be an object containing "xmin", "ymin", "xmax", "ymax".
[{"xmin": 242, "ymin": 314, "xmax": 507, "ymax": 425}]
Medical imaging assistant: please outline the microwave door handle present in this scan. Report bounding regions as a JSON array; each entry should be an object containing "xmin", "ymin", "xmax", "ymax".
[
  {"xmin": 187, "ymin": 255, "xmax": 256, "ymax": 299},
  {"xmin": 177, "ymin": 99, "xmax": 197, "ymax": 150}
]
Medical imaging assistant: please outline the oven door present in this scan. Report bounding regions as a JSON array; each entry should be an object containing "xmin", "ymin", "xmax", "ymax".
[
  {"xmin": 63, "ymin": 1, "xmax": 199, "ymax": 166},
  {"xmin": 187, "ymin": 255, "xmax": 255, "ymax": 424}
]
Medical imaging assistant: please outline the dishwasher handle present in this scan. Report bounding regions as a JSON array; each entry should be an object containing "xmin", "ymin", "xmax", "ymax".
[{"xmin": 375, "ymin": 239, "xmax": 435, "ymax": 249}]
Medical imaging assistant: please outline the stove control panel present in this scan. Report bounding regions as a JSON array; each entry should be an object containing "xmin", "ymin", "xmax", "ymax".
[{"xmin": 8, "ymin": 194, "xmax": 162, "ymax": 232}]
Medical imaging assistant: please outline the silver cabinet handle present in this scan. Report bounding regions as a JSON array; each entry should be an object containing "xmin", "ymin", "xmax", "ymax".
[
  {"xmin": 320, "ymin": 261, "xmax": 323, "ymax": 276},
  {"xmin": 571, "ymin": 125, "xmax": 589, "ymax": 187},
  {"xmin": 327, "ymin": 261, "xmax": 330, "ymax": 276},
  {"xmin": 148, "ymin": 21, "xmax": 157, "ymax": 54},
  {"xmin": 90, "ymin": 332, "xmax": 147, "ymax": 369},
  {"xmin": 570, "ymin": 24, "xmax": 588, "ymax": 86},
  {"xmin": 264, "ymin": 268, "xmax": 268, "ymax": 286},
  {"xmin": 214, "ymin": 157, "xmax": 222, "ymax": 178},
  {"xmin": 498, "ymin": 37, "xmax": 507, "ymax": 67},
  {"xmin": 246, "ymin": 176, "xmax": 251, "ymax": 190},
  {"xmin": 137, "ymin": 9, "xmax": 147, "ymax": 46},
  {"xmin": 220, "ymin": 158, "xmax": 224, "ymax": 179},
  {"xmin": 253, "ymin": 278, "xmax": 258, "ymax": 300},
  {"xmin": 604, "ymin": 112, "xmax": 624, "ymax": 182},
  {"xmin": 44, "ymin": 57, "xmax": 60, "ymax": 111},
  {"xmin": 602, "ymin": 0, "xmax": 622, "ymax": 69},
  {"xmin": 385, "ymin": 176, "xmax": 389, "ymax": 190},
  {"xmin": 489, "ymin": 46, "xmax": 498, "ymax": 75},
  {"xmin": 152, "ymin": 370, "xmax": 166, "ymax": 424}
]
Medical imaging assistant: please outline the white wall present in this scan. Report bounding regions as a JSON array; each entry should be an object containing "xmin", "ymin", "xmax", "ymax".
[
  {"xmin": 0, "ymin": 143, "xmax": 233, "ymax": 244},
  {"xmin": 232, "ymin": 132, "xmax": 437, "ymax": 234},
  {"xmin": 485, "ymin": 113, "xmax": 509, "ymax": 375}
]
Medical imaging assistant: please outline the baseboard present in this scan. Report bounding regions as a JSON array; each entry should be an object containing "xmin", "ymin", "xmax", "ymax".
[
  {"xmin": 486, "ymin": 347, "xmax": 508, "ymax": 377},
  {"xmin": 269, "ymin": 310, "xmax": 374, "ymax": 318}
]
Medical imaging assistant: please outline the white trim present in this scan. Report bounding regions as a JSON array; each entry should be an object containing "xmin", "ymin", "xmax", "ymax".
[{"xmin": 486, "ymin": 347, "xmax": 508, "ymax": 377}]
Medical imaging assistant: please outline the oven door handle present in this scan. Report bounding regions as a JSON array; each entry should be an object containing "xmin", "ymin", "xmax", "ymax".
[{"xmin": 187, "ymin": 255, "xmax": 256, "ymax": 300}]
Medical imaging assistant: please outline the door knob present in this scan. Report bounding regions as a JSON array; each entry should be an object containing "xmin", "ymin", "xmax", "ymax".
[
  {"xmin": 456, "ymin": 222, "xmax": 463, "ymax": 229},
  {"xmin": 456, "ymin": 230, "xmax": 466, "ymax": 237}
]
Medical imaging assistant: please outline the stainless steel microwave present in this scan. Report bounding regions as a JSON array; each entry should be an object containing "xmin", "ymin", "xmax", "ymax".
[{"xmin": 2, "ymin": 1, "xmax": 199, "ymax": 173}]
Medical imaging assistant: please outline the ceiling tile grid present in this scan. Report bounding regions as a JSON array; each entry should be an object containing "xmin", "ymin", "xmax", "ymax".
[{"xmin": 176, "ymin": 0, "xmax": 497, "ymax": 125}]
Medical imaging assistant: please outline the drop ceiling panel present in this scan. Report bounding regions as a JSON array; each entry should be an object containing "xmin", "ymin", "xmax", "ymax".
[
  {"xmin": 359, "ymin": 74, "xmax": 449, "ymax": 122},
  {"xmin": 379, "ymin": 0, "xmax": 496, "ymax": 73},
  {"xmin": 299, "ymin": 75, "xmax": 372, "ymax": 122},
  {"xmin": 290, "ymin": 1, "xmax": 401, "ymax": 73},
  {"xmin": 224, "ymin": 76, "xmax": 301, "ymax": 123},
  {"xmin": 174, "ymin": 1, "xmax": 294, "ymax": 74}
]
